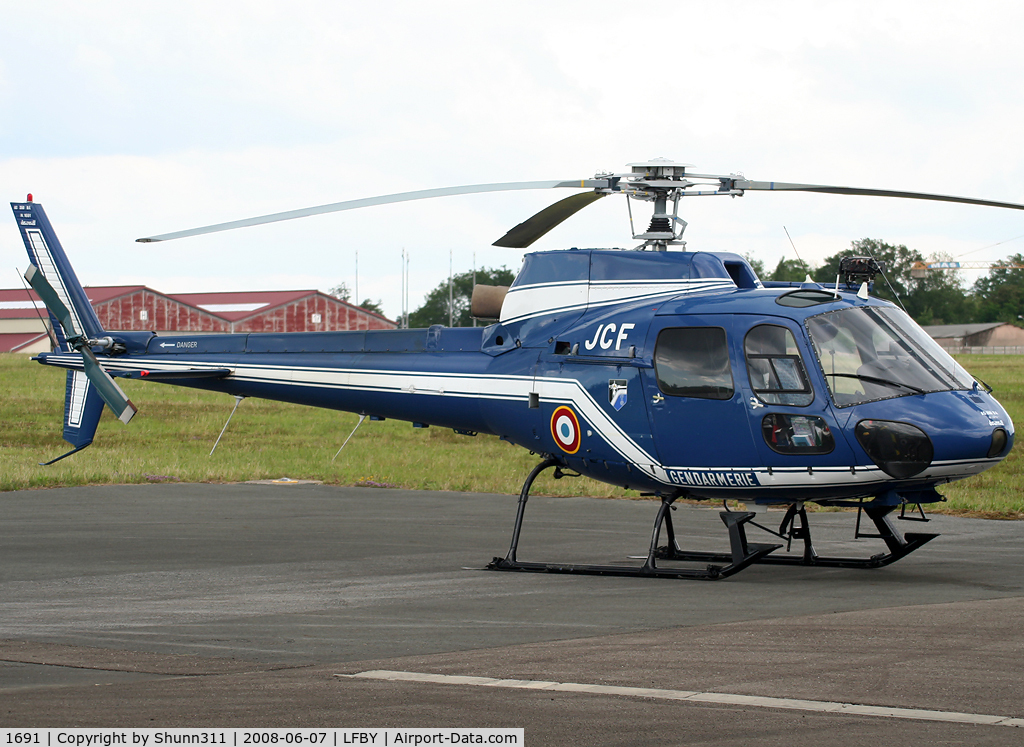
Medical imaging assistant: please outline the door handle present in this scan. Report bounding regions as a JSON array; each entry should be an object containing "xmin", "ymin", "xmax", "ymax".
[{"xmin": 652, "ymin": 393, "xmax": 664, "ymax": 404}]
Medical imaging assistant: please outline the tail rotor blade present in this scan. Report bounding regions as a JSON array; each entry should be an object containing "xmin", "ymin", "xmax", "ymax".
[
  {"xmin": 80, "ymin": 347, "xmax": 138, "ymax": 424},
  {"xmin": 24, "ymin": 264, "xmax": 75, "ymax": 338},
  {"xmin": 24, "ymin": 261, "xmax": 137, "ymax": 423}
]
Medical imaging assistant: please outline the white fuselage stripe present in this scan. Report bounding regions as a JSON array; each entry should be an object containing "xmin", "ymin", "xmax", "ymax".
[
  {"xmin": 500, "ymin": 278, "xmax": 734, "ymax": 324},
  {"xmin": 42, "ymin": 353, "xmax": 998, "ymax": 489}
]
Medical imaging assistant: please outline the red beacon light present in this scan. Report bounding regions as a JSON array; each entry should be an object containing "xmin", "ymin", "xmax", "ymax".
[{"xmin": 26, "ymin": 193, "xmax": 33, "ymax": 202}]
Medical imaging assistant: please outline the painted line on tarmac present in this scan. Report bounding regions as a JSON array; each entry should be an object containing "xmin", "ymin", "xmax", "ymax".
[{"xmin": 338, "ymin": 670, "xmax": 1024, "ymax": 728}]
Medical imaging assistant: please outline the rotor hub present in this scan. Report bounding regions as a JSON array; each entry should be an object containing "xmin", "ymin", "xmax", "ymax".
[{"xmin": 626, "ymin": 158, "xmax": 692, "ymax": 180}]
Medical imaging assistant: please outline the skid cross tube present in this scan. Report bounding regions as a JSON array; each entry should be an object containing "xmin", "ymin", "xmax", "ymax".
[
  {"xmin": 657, "ymin": 502, "xmax": 938, "ymax": 569},
  {"xmin": 486, "ymin": 459, "xmax": 779, "ymax": 580}
]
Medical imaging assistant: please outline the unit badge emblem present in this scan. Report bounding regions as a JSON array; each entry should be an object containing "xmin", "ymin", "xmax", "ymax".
[{"xmin": 609, "ymin": 379, "xmax": 628, "ymax": 411}]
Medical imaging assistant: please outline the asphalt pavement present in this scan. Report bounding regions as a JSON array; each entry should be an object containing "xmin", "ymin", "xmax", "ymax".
[{"xmin": 1, "ymin": 483, "xmax": 1022, "ymax": 744}]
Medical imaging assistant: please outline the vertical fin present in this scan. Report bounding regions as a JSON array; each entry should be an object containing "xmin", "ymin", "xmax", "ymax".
[
  {"xmin": 11, "ymin": 198, "xmax": 104, "ymax": 349},
  {"xmin": 11, "ymin": 199, "xmax": 125, "ymax": 463},
  {"xmin": 41, "ymin": 370, "xmax": 106, "ymax": 465}
]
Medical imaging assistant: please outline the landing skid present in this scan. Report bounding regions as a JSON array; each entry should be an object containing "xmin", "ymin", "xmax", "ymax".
[
  {"xmin": 656, "ymin": 502, "xmax": 938, "ymax": 569},
  {"xmin": 486, "ymin": 459, "xmax": 780, "ymax": 580}
]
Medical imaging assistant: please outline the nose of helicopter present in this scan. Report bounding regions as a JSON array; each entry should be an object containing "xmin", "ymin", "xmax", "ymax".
[{"xmin": 842, "ymin": 390, "xmax": 1013, "ymax": 482}]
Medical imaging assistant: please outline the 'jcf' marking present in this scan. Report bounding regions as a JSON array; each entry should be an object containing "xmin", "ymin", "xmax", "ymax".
[{"xmin": 584, "ymin": 322, "xmax": 635, "ymax": 351}]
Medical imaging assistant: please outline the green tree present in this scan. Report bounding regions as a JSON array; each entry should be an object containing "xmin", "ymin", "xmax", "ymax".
[
  {"xmin": 973, "ymin": 253, "xmax": 1024, "ymax": 324},
  {"xmin": 409, "ymin": 266, "xmax": 516, "ymax": 328},
  {"xmin": 742, "ymin": 253, "xmax": 766, "ymax": 280},
  {"xmin": 329, "ymin": 282, "xmax": 385, "ymax": 317},
  {"xmin": 358, "ymin": 299, "xmax": 385, "ymax": 316},
  {"xmin": 769, "ymin": 257, "xmax": 812, "ymax": 282},
  {"xmin": 905, "ymin": 252, "xmax": 976, "ymax": 326},
  {"xmin": 328, "ymin": 282, "xmax": 351, "ymax": 301},
  {"xmin": 812, "ymin": 238, "xmax": 920, "ymax": 304},
  {"xmin": 811, "ymin": 238, "xmax": 976, "ymax": 325}
]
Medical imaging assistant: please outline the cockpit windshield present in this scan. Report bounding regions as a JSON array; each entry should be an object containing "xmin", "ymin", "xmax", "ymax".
[{"xmin": 806, "ymin": 306, "xmax": 975, "ymax": 407}]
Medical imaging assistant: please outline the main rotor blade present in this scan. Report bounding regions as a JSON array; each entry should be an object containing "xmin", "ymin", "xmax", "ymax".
[
  {"xmin": 80, "ymin": 347, "xmax": 138, "ymax": 424},
  {"xmin": 493, "ymin": 192, "xmax": 607, "ymax": 248},
  {"xmin": 24, "ymin": 264, "xmax": 75, "ymax": 337},
  {"xmin": 136, "ymin": 180, "xmax": 601, "ymax": 242},
  {"xmin": 734, "ymin": 180, "xmax": 1024, "ymax": 211}
]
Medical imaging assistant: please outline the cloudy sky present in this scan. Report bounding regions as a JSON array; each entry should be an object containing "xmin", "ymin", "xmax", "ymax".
[{"xmin": 3, "ymin": 1, "xmax": 1024, "ymax": 320}]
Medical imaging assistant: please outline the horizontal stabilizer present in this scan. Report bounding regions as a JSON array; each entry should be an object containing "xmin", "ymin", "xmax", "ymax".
[{"xmin": 117, "ymin": 368, "xmax": 233, "ymax": 380}]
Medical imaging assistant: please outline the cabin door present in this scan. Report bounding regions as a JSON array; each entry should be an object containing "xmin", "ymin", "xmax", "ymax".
[
  {"xmin": 736, "ymin": 316, "xmax": 857, "ymax": 478},
  {"xmin": 640, "ymin": 316, "xmax": 761, "ymax": 477}
]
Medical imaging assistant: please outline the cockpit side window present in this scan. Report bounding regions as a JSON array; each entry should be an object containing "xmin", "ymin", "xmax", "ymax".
[
  {"xmin": 744, "ymin": 324, "xmax": 814, "ymax": 406},
  {"xmin": 654, "ymin": 327, "xmax": 734, "ymax": 400}
]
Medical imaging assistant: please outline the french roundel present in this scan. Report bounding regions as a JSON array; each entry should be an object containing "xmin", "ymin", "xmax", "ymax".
[{"xmin": 551, "ymin": 406, "xmax": 582, "ymax": 454}]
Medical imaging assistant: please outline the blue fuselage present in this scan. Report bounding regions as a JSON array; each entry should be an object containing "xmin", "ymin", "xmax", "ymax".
[{"xmin": 39, "ymin": 281, "xmax": 1015, "ymax": 506}]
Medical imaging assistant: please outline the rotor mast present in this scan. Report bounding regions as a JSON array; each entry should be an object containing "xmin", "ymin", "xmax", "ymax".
[{"xmin": 620, "ymin": 159, "xmax": 694, "ymax": 251}]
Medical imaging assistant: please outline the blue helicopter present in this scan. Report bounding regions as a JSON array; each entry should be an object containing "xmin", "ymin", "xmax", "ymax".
[{"xmin": 13, "ymin": 159, "xmax": 1020, "ymax": 579}]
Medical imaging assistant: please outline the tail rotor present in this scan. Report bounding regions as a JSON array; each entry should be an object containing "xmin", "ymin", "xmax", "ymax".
[{"xmin": 23, "ymin": 264, "xmax": 137, "ymax": 426}]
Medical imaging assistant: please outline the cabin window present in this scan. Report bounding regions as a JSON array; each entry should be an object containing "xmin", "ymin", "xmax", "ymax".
[
  {"xmin": 511, "ymin": 250, "xmax": 590, "ymax": 287},
  {"xmin": 689, "ymin": 252, "xmax": 733, "ymax": 280},
  {"xmin": 654, "ymin": 327, "xmax": 734, "ymax": 400},
  {"xmin": 761, "ymin": 413, "xmax": 835, "ymax": 454},
  {"xmin": 744, "ymin": 325, "xmax": 813, "ymax": 406},
  {"xmin": 723, "ymin": 260, "xmax": 759, "ymax": 289}
]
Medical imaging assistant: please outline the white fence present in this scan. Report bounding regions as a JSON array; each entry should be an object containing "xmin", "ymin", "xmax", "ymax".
[{"xmin": 941, "ymin": 346, "xmax": 1024, "ymax": 355}]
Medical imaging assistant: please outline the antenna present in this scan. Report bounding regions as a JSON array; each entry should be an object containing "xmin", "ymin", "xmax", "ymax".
[
  {"xmin": 400, "ymin": 248, "xmax": 406, "ymax": 329},
  {"xmin": 783, "ymin": 226, "xmax": 814, "ymax": 283},
  {"xmin": 782, "ymin": 226, "xmax": 803, "ymax": 264},
  {"xmin": 954, "ymin": 232, "xmax": 1024, "ymax": 259}
]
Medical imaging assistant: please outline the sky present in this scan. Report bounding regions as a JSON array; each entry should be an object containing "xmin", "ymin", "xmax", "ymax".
[{"xmin": 3, "ymin": 0, "xmax": 1024, "ymax": 322}]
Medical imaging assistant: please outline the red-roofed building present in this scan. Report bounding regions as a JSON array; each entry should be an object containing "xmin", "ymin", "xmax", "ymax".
[
  {"xmin": 86, "ymin": 286, "xmax": 232, "ymax": 334},
  {"xmin": 0, "ymin": 287, "xmax": 54, "ymax": 354},
  {"xmin": 0, "ymin": 285, "xmax": 396, "ymax": 353},
  {"xmin": 170, "ymin": 290, "xmax": 394, "ymax": 333},
  {"xmin": 0, "ymin": 330, "xmax": 51, "ymax": 354}
]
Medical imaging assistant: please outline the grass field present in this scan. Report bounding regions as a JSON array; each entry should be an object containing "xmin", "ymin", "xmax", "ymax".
[{"xmin": 1, "ymin": 353, "xmax": 1021, "ymax": 517}]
